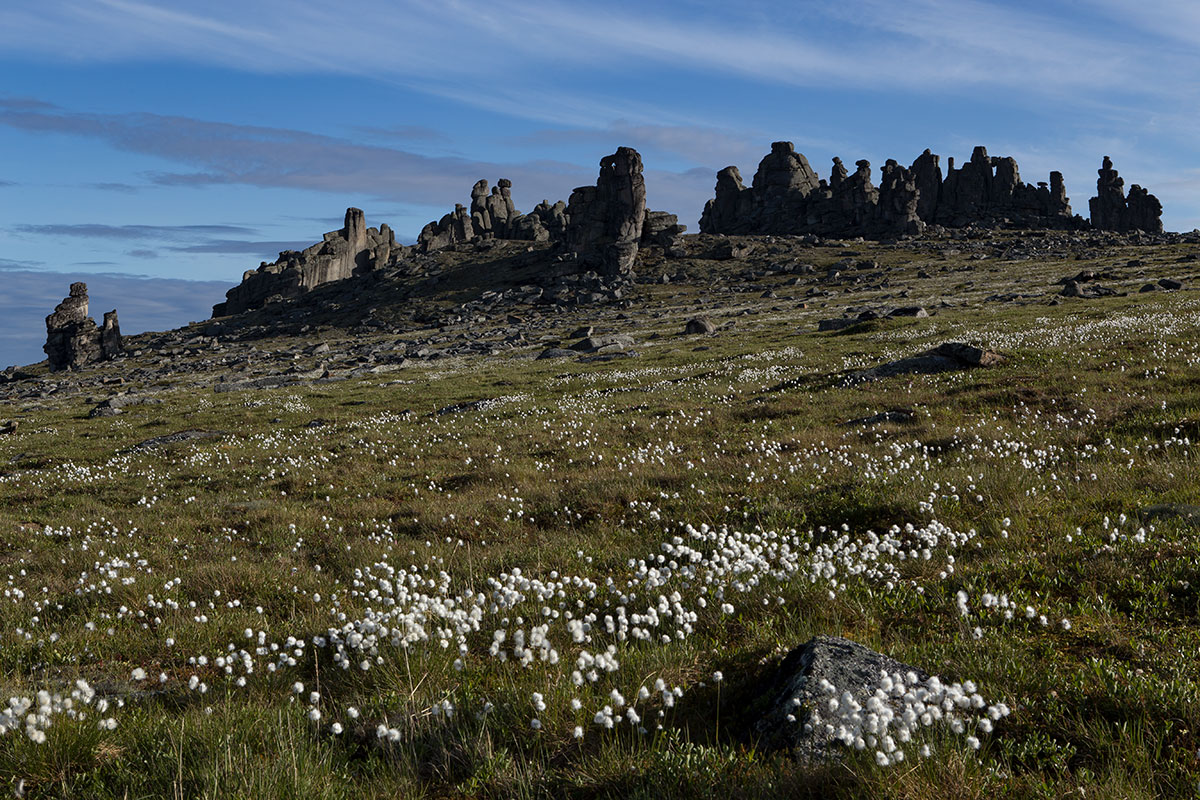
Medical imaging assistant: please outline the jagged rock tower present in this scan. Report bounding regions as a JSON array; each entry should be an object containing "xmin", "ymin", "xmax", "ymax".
[
  {"xmin": 1088, "ymin": 156, "xmax": 1163, "ymax": 233},
  {"xmin": 44, "ymin": 282, "xmax": 122, "ymax": 371},
  {"xmin": 565, "ymin": 147, "xmax": 648, "ymax": 277}
]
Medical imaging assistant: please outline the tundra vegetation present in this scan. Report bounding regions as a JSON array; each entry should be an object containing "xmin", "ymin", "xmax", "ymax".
[{"xmin": 1, "ymin": 234, "xmax": 1199, "ymax": 798}]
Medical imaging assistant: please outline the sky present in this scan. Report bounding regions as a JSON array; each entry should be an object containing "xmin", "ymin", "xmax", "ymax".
[{"xmin": 1, "ymin": 0, "xmax": 1198, "ymax": 367}]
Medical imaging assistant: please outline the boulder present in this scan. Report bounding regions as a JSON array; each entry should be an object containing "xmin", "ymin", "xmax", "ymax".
[
  {"xmin": 752, "ymin": 636, "xmax": 928, "ymax": 761},
  {"xmin": 887, "ymin": 306, "xmax": 928, "ymax": 318},
  {"xmin": 852, "ymin": 342, "xmax": 1002, "ymax": 381},
  {"xmin": 1060, "ymin": 281, "xmax": 1117, "ymax": 298},
  {"xmin": 569, "ymin": 334, "xmax": 636, "ymax": 353},
  {"xmin": 684, "ymin": 318, "xmax": 716, "ymax": 335}
]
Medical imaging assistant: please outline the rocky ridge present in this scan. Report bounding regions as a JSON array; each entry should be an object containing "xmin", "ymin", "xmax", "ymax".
[
  {"xmin": 214, "ymin": 208, "xmax": 399, "ymax": 317},
  {"xmin": 10, "ymin": 223, "xmax": 1198, "ymax": 414},
  {"xmin": 700, "ymin": 144, "xmax": 1161, "ymax": 238},
  {"xmin": 206, "ymin": 144, "xmax": 1169, "ymax": 328}
]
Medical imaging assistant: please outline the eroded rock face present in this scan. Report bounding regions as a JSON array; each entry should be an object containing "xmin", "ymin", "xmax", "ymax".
[
  {"xmin": 699, "ymin": 166, "xmax": 752, "ymax": 235},
  {"xmin": 700, "ymin": 143, "xmax": 1083, "ymax": 237},
  {"xmin": 565, "ymin": 147, "xmax": 648, "ymax": 277},
  {"xmin": 418, "ymin": 178, "xmax": 581, "ymax": 252},
  {"xmin": 100, "ymin": 311, "xmax": 123, "ymax": 360},
  {"xmin": 44, "ymin": 283, "xmax": 121, "ymax": 371},
  {"xmin": 215, "ymin": 208, "xmax": 399, "ymax": 317},
  {"xmin": 1089, "ymin": 157, "xmax": 1163, "ymax": 233}
]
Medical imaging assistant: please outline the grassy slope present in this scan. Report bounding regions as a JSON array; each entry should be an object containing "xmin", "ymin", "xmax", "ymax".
[{"xmin": 0, "ymin": 239, "xmax": 1199, "ymax": 798}]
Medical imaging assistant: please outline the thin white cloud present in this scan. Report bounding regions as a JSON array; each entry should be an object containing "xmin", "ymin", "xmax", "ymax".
[{"xmin": 3, "ymin": 0, "xmax": 1196, "ymax": 127}]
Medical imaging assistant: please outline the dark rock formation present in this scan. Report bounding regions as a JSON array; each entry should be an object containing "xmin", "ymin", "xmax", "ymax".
[
  {"xmin": 417, "ymin": 203, "xmax": 475, "ymax": 252},
  {"xmin": 44, "ymin": 283, "xmax": 122, "ymax": 371},
  {"xmin": 701, "ymin": 143, "xmax": 1083, "ymax": 238},
  {"xmin": 752, "ymin": 636, "xmax": 929, "ymax": 761},
  {"xmin": 100, "ymin": 311, "xmax": 123, "ymax": 359},
  {"xmin": 1088, "ymin": 157, "xmax": 1163, "ymax": 233},
  {"xmin": 407, "ymin": 148, "xmax": 681, "ymax": 278},
  {"xmin": 851, "ymin": 342, "xmax": 1003, "ymax": 381},
  {"xmin": 469, "ymin": 178, "xmax": 518, "ymax": 239},
  {"xmin": 565, "ymin": 147, "xmax": 648, "ymax": 277},
  {"xmin": 418, "ymin": 178, "xmax": 581, "ymax": 252},
  {"xmin": 214, "ymin": 209, "xmax": 399, "ymax": 317},
  {"xmin": 641, "ymin": 210, "xmax": 686, "ymax": 249},
  {"xmin": 875, "ymin": 159, "xmax": 924, "ymax": 236},
  {"xmin": 699, "ymin": 166, "xmax": 752, "ymax": 235},
  {"xmin": 753, "ymin": 142, "xmax": 822, "ymax": 233},
  {"xmin": 699, "ymin": 142, "xmax": 820, "ymax": 235},
  {"xmin": 910, "ymin": 149, "xmax": 942, "ymax": 222}
]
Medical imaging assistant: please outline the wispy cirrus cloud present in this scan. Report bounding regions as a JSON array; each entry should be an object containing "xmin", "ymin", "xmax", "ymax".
[
  {"xmin": 86, "ymin": 181, "xmax": 142, "ymax": 193},
  {"xmin": 2, "ymin": 0, "xmax": 1194, "ymax": 124},
  {"xmin": 12, "ymin": 222, "xmax": 258, "ymax": 240},
  {"xmin": 0, "ymin": 256, "xmax": 45, "ymax": 270},
  {"xmin": 0, "ymin": 98, "xmax": 595, "ymax": 211},
  {"xmin": 165, "ymin": 239, "xmax": 311, "ymax": 256},
  {"xmin": 10, "ymin": 218, "xmax": 315, "ymax": 263}
]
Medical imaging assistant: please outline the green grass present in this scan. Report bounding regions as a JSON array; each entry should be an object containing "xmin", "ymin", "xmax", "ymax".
[{"xmin": 1, "ymin": 238, "xmax": 1200, "ymax": 797}]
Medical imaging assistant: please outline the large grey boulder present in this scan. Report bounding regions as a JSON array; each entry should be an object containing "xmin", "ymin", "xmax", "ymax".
[
  {"xmin": 753, "ymin": 636, "xmax": 928, "ymax": 760},
  {"xmin": 569, "ymin": 334, "xmax": 635, "ymax": 353},
  {"xmin": 852, "ymin": 342, "xmax": 1002, "ymax": 381}
]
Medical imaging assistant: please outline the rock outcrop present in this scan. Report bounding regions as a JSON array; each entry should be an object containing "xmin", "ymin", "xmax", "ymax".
[
  {"xmin": 214, "ymin": 208, "xmax": 400, "ymax": 317},
  {"xmin": 701, "ymin": 143, "xmax": 1082, "ymax": 238},
  {"xmin": 414, "ymin": 148, "xmax": 681, "ymax": 278},
  {"xmin": 564, "ymin": 147, "xmax": 648, "ymax": 277},
  {"xmin": 1089, "ymin": 156, "xmax": 1163, "ymax": 233},
  {"xmin": 44, "ymin": 282, "xmax": 122, "ymax": 371},
  {"xmin": 417, "ymin": 179, "xmax": 570, "ymax": 252}
]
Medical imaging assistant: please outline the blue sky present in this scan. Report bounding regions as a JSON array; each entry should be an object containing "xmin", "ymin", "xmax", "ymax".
[{"xmin": 1, "ymin": 0, "xmax": 1198, "ymax": 367}]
